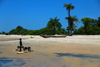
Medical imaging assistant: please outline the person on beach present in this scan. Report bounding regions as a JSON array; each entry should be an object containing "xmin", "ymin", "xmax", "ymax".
[
  {"xmin": 19, "ymin": 38, "xmax": 24, "ymax": 52},
  {"xmin": 19, "ymin": 38, "xmax": 22, "ymax": 51},
  {"xmin": 16, "ymin": 38, "xmax": 32, "ymax": 52}
]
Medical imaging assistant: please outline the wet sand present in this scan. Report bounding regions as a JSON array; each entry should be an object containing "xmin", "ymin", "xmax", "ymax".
[{"xmin": 0, "ymin": 35, "xmax": 100, "ymax": 67}]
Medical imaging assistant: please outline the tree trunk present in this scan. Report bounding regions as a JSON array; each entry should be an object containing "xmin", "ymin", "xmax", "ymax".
[
  {"xmin": 68, "ymin": 21, "xmax": 69, "ymax": 35},
  {"xmin": 68, "ymin": 29, "xmax": 69, "ymax": 35},
  {"xmin": 69, "ymin": 24, "xmax": 72, "ymax": 36},
  {"xmin": 54, "ymin": 27, "xmax": 55, "ymax": 35},
  {"xmin": 54, "ymin": 23, "xmax": 55, "ymax": 35},
  {"xmin": 68, "ymin": 9, "xmax": 71, "ymax": 36},
  {"xmin": 70, "ymin": 27, "xmax": 72, "ymax": 36}
]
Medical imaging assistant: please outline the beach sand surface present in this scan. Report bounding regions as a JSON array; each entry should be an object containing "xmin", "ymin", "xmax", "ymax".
[{"xmin": 0, "ymin": 35, "xmax": 100, "ymax": 67}]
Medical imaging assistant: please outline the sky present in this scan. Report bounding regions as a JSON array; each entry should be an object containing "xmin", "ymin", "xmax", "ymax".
[{"xmin": 0, "ymin": 0, "xmax": 100, "ymax": 32}]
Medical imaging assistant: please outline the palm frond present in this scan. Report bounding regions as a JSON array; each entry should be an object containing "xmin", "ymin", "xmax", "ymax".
[
  {"xmin": 73, "ymin": 23, "xmax": 77, "ymax": 29},
  {"xmin": 63, "ymin": 4, "xmax": 68, "ymax": 8},
  {"xmin": 65, "ymin": 17, "xmax": 69, "ymax": 20},
  {"xmin": 65, "ymin": 16, "xmax": 79, "ymax": 26},
  {"xmin": 64, "ymin": 3, "xmax": 75, "ymax": 10}
]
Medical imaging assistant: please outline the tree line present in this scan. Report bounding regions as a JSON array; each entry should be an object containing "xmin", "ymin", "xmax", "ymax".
[
  {"xmin": 6, "ymin": 17, "xmax": 67, "ymax": 35},
  {"xmin": 0, "ymin": 16, "xmax": 100, "ymax": 35},
  {"xmin": 73, "ymin": 17, "xmax": 100, "ymax": 35},
  {"xmin": 0, "ymin": 3, "xmax": 100, "ymax": 35}
]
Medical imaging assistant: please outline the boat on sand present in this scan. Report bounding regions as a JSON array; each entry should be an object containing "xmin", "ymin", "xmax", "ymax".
[{"xmin": 40, "ymin": 35, "xmax": 67, "ymax": 38}]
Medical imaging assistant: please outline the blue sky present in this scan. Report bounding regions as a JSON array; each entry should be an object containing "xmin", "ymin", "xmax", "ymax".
[{"xmin": 0, "ymin": 0, "xmax": 100, "ymax": 32}]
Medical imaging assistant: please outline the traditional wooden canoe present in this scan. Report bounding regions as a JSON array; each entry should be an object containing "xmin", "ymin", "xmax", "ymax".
[{"xmin": 40, "ymin": 35, "xmax": 67, "ymax": 38}]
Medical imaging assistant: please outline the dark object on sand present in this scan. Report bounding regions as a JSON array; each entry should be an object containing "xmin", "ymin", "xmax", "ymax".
[
  {"xmin": 19, "ymin": 38, "xmax": 22, "ymax": 52},
  {"xmin": 16, "ymin": 38, "xmax": 33, "ymax": 53},
  {"xmin": 24, "ymin": 47, "xmax": 32, "ymax": 52},
  {"xmin": 30, "ymin": 36, "xmax": 34, "ymax": 38},
  {"xmin": 40, "ymin": 35, "xmax": 67, "ymax": 38},
  {"xmin": 6, "ymin": 33, "xmax": 10, "ymax": 35},
  {"xmin": 16, "ymin": 46, "xmax": 33, "ymax": 52},
  {"xmin": 16, "ymin": 46, "xmax": 24, "ymax": 51}
]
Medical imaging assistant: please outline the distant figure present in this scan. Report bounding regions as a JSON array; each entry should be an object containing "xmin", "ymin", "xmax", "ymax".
[
  {"xmin": 16, "ymin": 38, "xmax": 33, "ymax": 52},
  {"xmin": 19, "ymin": 38, "xmax": 23, "ymax": 52},
  {"xmin": 16, "ymin": 38, "xmax": 23, "ymax": 51}
]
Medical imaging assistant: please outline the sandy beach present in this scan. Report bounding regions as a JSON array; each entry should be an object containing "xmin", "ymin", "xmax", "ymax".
[{"xmin": 0, "ymin": 35, "xmax": 100, "ymax": 67}]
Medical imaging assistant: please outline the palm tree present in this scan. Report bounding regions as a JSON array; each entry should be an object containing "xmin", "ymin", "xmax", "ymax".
[
  {"xmin": 66, "ymin": 26, "xmax": 74, "ymax": 34},
  {"xmin": 64, "ymin": 3, "xmax": 75, "ymax": 36},
  {"xmin": 65, "ymin": 16, "xmax": 79, "ymax": 35},
  {"xmin": 54, "ymin": 17, "xmax": 62, "ymax": 35},
  {"xmin": 46, "ymin": 17, "xmax": 62, "ymax": 35}
]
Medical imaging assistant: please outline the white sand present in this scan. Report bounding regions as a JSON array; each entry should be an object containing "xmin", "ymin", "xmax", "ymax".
[{"xmin": 0, "ymin": 35, "xmax": 100, "ymax": 67}]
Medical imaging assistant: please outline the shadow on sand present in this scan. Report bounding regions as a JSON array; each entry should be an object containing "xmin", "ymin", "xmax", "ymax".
[
  {"xmin": 55, "ymin": 53, "xmax": 100, "ymax": 59},
  {"xmin": 0, "ymin": 57, "xmax": 26, "ymax": 66},
  {"xmin": 0, "ymin": 52, "xmax": 2, "ymax": 54}
]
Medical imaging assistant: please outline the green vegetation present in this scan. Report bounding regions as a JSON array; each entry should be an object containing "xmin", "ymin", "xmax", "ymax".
[
  {"xmin": 65, "ymin": 16, "xmax": 79, "ymax": 35},
  {"xmin": 73, "ymin": 17, "xmax": 100, "ymax": 35},
  {"xmin": 46, "ymin": 17, "xmax": 62, "ymax": 35},
  {"xmin": 1, "ymin": 17, "xmax": 100, "ymax": 35},
  {"xmin": 64, "ymin": 3, "xmax": 79, "ymax": 36},
  {"xmin": 8, "ymin": 17, "xmax": 67, "ymax": 35},
  {"xmin": 9, "ymin": 26, "xmax": 29, "ymax": 35},
  {"xmin": 0, "ymin": 3, "xmax": 100, "ymax": 35},
  {"xmin": 1, "ymin": 16, "xmax": 99, "ymax": 35}
]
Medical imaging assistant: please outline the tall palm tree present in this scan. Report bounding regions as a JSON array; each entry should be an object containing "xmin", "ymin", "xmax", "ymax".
[
  {"xmin": 65, "ymin": 16, "xmax": 79, "ymax": 35},
  {"xmin": 64, "ymin": 3, "xmax": 75, "ymax": 36}
]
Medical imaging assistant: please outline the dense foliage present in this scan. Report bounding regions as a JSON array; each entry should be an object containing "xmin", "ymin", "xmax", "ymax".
[
  {"xmin": 0, "ymin": 16, "xmax": 100, "ymax": 35},
  {"xmin": 7, "ymin": 17, "xmax": 67, "ymax": 35},
  {"xmin": 73, "ymin": 17, "xmax": 100, "ymax": 35},
  {"xmin": 46, "ymin": 17, "xmax": 62, "ymax": 35},
  {"xmin": 0, "ymin": 17, "xmax": 100, "ymax": 35}
]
